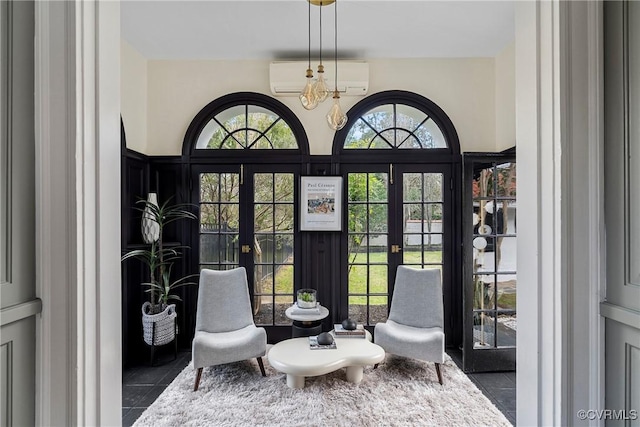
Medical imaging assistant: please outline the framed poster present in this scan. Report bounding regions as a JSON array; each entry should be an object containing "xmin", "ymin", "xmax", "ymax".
[{"xmin": 300, "ymin": 176, "xmax": 343, "ymax": 231}]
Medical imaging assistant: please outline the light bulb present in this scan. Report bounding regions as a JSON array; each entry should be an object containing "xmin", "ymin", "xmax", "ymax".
[
  {"xmin": 312, "ymin": 64, "xmax": 329, "ymax": 103},
  {"xmin": 326, "ymin": 90, "xmax": 347, "ymax": 130},
  {"xmin": 299, "ymin": 68, "xmax": 318, "ymax": 110}
]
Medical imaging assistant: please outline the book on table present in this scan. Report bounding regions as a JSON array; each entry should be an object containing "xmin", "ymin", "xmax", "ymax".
[
  {"xmin": 333, "ymin": 324, "xmax": 366, "ymax": 338},
  {"xmin": 289, "ymin": 302, "xmax": 321, "ymax": 315},
  {"xmin": 308, "ymin": 336, "xmax": 337, "ymax": 350}
]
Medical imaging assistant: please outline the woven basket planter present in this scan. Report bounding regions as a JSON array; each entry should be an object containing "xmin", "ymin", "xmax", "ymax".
[{"xmin": 142, "ymin": 302, "xmax": 177, "ymax": 346}]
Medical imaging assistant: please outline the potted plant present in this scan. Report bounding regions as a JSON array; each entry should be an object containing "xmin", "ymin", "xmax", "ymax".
[
  {"xmin": 296, "ymin": 288, "xmax": 317, "ymax": 309},
  {"xmin": 122, "ymin": 193, "xmax": 197, "ymax": 348}
]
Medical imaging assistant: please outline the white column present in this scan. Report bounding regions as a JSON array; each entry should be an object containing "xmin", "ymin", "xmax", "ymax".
[
  {"xmin": 35, "ymin": 1, "xmax": 121, "ymax": 425},
  {"xmin": 515, "ymin": 1, "xmax": 564, "ymax": 425},
  {"xmin": 516, "ymin": 1, "xmax": 605, "ymax": 425}
]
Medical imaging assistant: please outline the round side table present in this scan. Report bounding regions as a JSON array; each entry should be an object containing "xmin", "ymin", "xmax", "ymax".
[{"xmin": 285, "ymin": 304, "xmax": 329, "ymax": 338}]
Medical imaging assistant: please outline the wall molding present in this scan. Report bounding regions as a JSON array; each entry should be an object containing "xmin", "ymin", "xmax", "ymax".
[
  {"xmin": 1, "ymin": 341, "xmax": 13, "ymax": 426},
  {"xmin": 0, "ymin": 0, "xmax": 12, "ymax": 286},
  {"xmin": 601, "ymin": 302, "xmax": 640, "ymax": 330},
  {"xmin": 0, "ymin": 300, "xmax": 42, "ymax": 326},
  {"xmin": 586, "ymin": 0, "xmax": 606, "ymax": 420}
]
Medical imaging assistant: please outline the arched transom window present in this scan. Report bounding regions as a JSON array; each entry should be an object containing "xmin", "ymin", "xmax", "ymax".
[
  {"xmin": 195, "ymin": 104, "xmax": 298, "ymax": 150},
  {"xmin": 344, "ymin": 103, "xmax": 447, "ymax": 150}
]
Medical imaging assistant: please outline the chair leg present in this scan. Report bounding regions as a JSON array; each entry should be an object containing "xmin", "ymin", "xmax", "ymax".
[
  {"xmin": 193, "ymin": 367, "xmax": 203, "ymax": 391},
  {"xmin": 435, "ymin": 362, "xmax": 443, "ymax": 385},
  {"xmin": 257, "ymin": 357, "xmax": 266, "ymax": 377}
]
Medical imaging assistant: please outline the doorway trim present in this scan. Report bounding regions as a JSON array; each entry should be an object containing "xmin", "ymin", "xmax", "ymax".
[
  {"xmin": 515, "ymin": 1, "xmax": 604, "ymax": 424},
  {"xmin": 35, "ymin": 1, "xmax": 122, "ymax": 425}
]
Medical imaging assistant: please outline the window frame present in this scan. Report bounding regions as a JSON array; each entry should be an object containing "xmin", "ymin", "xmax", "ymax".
[
  {"xmin": 333, "ymin": 90, "xmax": 460, "ymax": 163},
  {"xmin": 333, "ymin": 90, "xmax": 463, "ymax": 344},
  {"xmin": 183, "ymin": 92, "xmax": 309, "ymax": 162},
  {"xmin": 183, "ymin": 93, "xmax": 309, "ymax": 340}
]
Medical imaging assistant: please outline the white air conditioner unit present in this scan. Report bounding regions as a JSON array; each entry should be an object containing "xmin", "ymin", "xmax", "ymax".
[{"xmin": 269, "ymin": 61, "xmax": 369, "ymax": 97}]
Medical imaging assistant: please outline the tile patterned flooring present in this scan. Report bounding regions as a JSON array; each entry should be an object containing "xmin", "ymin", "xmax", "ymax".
[{"xmin": 122, "ymin": 349, "xmax": 516, "ymax": 426}]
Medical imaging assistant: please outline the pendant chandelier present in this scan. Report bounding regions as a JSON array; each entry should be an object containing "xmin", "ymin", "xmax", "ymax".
[
  {"xmin": 298, "ymin": 0, "xmax": 347, "ymax": 130},
  {"xmin": 326, "ymin": 0, "xmax": 347, "ymax": 130},
  {"xmin": 311, "ymin": 1, "xmax": 329, "ymax": 103},
  {"xmin": 299, "ymin": 0, "xmax": 318, "ymax": 110}
]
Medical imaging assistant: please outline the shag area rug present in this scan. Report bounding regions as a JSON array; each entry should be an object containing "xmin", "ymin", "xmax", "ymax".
[{"xmin": 134, "ymin": 352, "xmax": 512, "ymax": 427}]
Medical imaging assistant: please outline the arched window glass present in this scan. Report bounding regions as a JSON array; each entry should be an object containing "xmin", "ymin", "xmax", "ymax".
[
  {"xmin": 195, "ymin": 104, "xmax": 298, "ymax": 150},
  {"xmin": 344, "ymin": 103, "xmax": 447, "ymax": 150}
]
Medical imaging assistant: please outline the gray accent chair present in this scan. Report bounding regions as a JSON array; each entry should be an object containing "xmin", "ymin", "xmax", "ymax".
[
  {"xmin": 374, "ymin": 266, "xmax": 445, "ymax": 384},
  {"xmin": 192, "ymin": 267, "xmax": 267, "ymax": 391}
]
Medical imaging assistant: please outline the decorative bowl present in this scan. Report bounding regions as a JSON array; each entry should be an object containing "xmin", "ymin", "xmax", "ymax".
[
  {"xmin": 341, "ymin": 318, "xmax": 357, "ymax": 330},
  {"xmin": 317, "ymin": 332, "xmax": 334, "ymax": 345},
  {"xmin": 297, "ymin": 288, "xmax": 317, "ymax": 309}
]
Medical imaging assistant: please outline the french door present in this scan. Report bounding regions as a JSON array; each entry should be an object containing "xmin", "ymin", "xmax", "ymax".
[
  {"xmin": 462, "ymin": 153, "xmax": 516, "ymax": 372},
  {"xmin": 192, "ymin": 164, "xmax": 301, "ymax": 340},
  {"xmin": 340, "ymin": 163, "xmax": 455, "ymax": 341}
]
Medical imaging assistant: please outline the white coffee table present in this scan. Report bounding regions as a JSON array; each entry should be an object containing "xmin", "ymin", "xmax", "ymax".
[{"xmin": 267, "ymin": 331, "xmax": 385, "ymax": 389}]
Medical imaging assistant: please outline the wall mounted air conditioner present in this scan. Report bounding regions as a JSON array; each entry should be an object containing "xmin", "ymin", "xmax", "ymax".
[{"xmin": 269, "ymin": 61, "xmax": 369, "ymax": 96}]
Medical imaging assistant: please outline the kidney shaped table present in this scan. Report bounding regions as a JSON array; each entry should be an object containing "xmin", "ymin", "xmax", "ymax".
[{"xmin": 267, "ymin": 331, "xmax": 385, "ymax": 389}]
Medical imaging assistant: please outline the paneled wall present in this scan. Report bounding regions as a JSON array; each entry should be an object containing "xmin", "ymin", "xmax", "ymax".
[
  {"xmin": 603, "ymin": 0, "xmax": 640, "ymax": 418},
  {"xmin": 0, "ymin": 1, "xmax": 40, "ymax": 423}
]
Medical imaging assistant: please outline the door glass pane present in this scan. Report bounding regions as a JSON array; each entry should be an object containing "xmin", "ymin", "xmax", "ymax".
[
  {"xmin": 497, "ymin": 313, "xmax": 517, "ymax": 347},
  {"xmin": 199, "ymin": 173, "xmax": 240, "ymax": 270},
  {"xmin": 402, "ymin": 173, "xmax": 444, "ymax": 270},
  {"xmin": 255, "ymin": 205, "xmax": 273, "ymax": 232},
  {"xmin": 473, "ymin": 274, "xmax": 496, "ymax": 311},
  {"xmin": 348, "ymin": 265, "xmax": 367, "ymax": 294},
  {"xmin": 369, "ymin": 296, "xmax": 388, "ymax": 324},
  {"xmin": 348, "ymin": 296, "xmax": 366, "ymax": 324},
  {"xmin": 424, "ymin": 174, "xmax": 443, "ymax": 202},
  {"xmin": 274, "ymin": 174, "xmax": 294, "ymax": 202},
  {"xmin": 497, "ymin": 275, "xmax": 516, "ymax": 311},
  {"xmin": 403, "ymin": 173, "xmax": 422, "ymax": 202},
  {"xmin": 347, "ymin": 172, "xmax": 389, "ymax": 325},
  {"xmin": 474, "ymin": 313, "xmax": 496, "ymax": 348},
  {"xmin": 254, "ymin": 174, "xmax": 273, "ymax": 201},
  {"xmin": 496, "ymin": 163, "xmax": 517, "ymax": 197},
  {"xmin": 369, "ymin": 204, "xmax": 387, "ymax": 232},
  {"xmin": 275, "ymin": 205, "xmax": 294, "ymax": 233},
  {"xmin": 252, "ymin": 173, "xmax": 295, "ymax": 326},
  {"xmin": 369, "ymin": 265, "xmax": 388, "ymax": 295}
]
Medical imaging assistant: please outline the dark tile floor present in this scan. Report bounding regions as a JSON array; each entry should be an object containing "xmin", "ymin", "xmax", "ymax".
[
  {"xmin": 122, "ymin": 350, "xmax": 192, "ymax": 426},
  {"xmin": 122, "ymin": 349, "xmax": 516, "ymax": 426},
  {"xmin": 448, "ymin": 349, "xmax": 516, "ymax": 426}
]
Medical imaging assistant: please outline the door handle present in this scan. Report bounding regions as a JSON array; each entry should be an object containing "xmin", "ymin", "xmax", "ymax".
[
  {"xmin": 391, "ymin": 244, "xmax": 402, "ymax": 253},
  {"xmin": 242, "ymin": 245, "xmax": 252, "ymax": 253}
]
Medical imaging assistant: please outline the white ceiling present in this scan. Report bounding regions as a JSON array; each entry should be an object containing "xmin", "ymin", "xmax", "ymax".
[{"xmin": 121, "ymin": 0, "xmax": 515, "ymax": 61}]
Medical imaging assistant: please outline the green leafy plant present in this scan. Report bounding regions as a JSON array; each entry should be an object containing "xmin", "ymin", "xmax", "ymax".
[
  {"xmin": 299, "ymin": 292, "xmax": 314, "ymax": 302},
  {"xmin": 121, "ymin": 196, "xmax": 197, "ymax": 311}
]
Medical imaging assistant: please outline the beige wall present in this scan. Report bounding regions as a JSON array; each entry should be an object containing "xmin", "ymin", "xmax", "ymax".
[
  {"xmin": 122, "ymin": 47, "xmax": 516, "ymax": 155},
  {"xmin": 495, "ymin": 42, "xmax": 516, "ymax": 152},
  {"xmin": 120, "ymin": 40, "xmax": 147, "ymax": 153}
]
